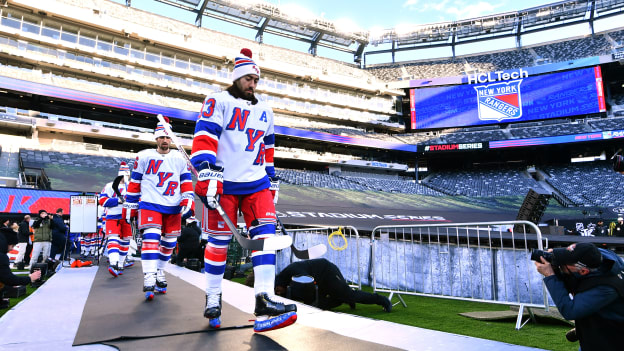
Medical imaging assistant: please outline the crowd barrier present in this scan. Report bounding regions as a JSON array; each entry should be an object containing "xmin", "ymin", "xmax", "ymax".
[
  {"xmin": 275, "ymin": 221, "xmax": 549, "ymax": 329},
  {"xmin": 370, "ymin": 221, "xmax": 549, "ymax": 329}
]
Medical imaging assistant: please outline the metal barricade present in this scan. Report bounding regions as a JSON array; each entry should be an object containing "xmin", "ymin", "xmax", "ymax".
[
  {"xmin": 371, "ymin": 221, "xmax": 549, "ymax": 329},
  {"xmin": 276, "ymin": 225, "xmax": 362, "ymax": 289}
]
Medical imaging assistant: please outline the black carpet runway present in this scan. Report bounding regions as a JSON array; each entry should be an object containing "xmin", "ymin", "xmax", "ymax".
[{"xmin": 73, "ymin": 263, "xmax": 400, "ymax": 350}]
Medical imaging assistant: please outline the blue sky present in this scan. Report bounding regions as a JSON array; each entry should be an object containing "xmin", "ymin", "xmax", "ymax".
[{"xmin": 115, "ymin": 0, "xmax": 622, "ymax": 64}]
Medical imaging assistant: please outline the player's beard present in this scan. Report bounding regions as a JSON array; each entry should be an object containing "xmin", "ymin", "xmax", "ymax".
[{"xmin": 227, "ymin": 83, "xmax": 258, "ymax": 104}]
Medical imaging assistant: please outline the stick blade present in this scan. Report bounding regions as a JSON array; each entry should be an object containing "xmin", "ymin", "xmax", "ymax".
[
  {"xmin": 261, "ymin": 235, "xmax": 293, "ymax": 251},
  {"xmin": 306, "ymin": 244, "xmax": 327, "ymax": 259}
]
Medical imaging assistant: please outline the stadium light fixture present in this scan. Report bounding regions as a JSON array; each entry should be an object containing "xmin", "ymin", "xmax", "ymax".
[
  {"xmin": 537, "ymin": 9, "xmax": 551, "ymax": 17},
  {"xmin": 483, "ymin": 20, "xmax": 497, "ymax": 27},
  {"xmin": 395, "ymin": 23, "xmax": 418, "ymax": 37},
  {"xmin": 369, "ymin": 26, "xmax": 386, "ymax": 41},
  {"xmin": 236, "ymin": 0, "xmax": 260, "ymax": 9},
  {"xmin": 334, "ymin": 18, "xmax": 362, "ymax": 35},
  {"xmin": 280, "ymin": 3, "xmax": 316, "ymax": 24}
]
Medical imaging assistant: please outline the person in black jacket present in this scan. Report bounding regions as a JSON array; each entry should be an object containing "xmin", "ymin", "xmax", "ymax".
[
  {"xmin": 50, "ymin": 208, "xmax": 69, "ymax": 261},
  {"xmin": 176, "ymin": 217, "xmax": 201, "ymax": 267},
  {"xmin": 0, "ymin": 227, "xmax": 41, "ymax": 287},
  {"xmin": 613, "ymin": 217, "xmax": 624, "ymax": 237},
  {"xmin": 275, "ymin": 258, "xmax": 392, "ymax": 312},
  {"xmin": 15, "ymin": 215, "xmax": 31, "ymax": 268}
]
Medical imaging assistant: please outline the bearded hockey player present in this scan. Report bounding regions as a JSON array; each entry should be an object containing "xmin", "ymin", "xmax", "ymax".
[
  {"xmin": 190, "ymin": 48, "xmax": 296, "ymax": 332},
  {"xmin": 99, "ymin": 162, "xmax": 133, "ymax": 277},
  {"xmin": 125, "ymin": 118, "xmax": 194, "ymax": 300}
]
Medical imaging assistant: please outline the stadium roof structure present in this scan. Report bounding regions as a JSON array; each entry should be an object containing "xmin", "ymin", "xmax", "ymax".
[
  {"xmin": 154, "ymin": 0, "xmax": 369, "ymax": 62},
  {"xmin": 367, "ymin": 0, "xmax": 624, "ymax": 62},
  {"xmin": 147, "ymin": 0, "xmax": 624, "ymax": 65}
]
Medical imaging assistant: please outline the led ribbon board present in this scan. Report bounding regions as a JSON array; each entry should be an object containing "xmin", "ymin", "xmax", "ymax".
[{"xmin": 409, "ymin": 66, "xmax": 605, "ymax": 130}]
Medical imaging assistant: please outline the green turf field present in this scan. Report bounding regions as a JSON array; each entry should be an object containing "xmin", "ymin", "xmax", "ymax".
[{"xmin": 231, "ymin": 276, "xmax": 577, "ymax": 351}]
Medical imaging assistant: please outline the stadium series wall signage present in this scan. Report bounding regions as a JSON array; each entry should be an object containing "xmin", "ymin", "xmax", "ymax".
[
  {"xmin": 418, "ymin": 143, "xmax": 485, "ymax": 153},
  {"xmin": 409, "ymin": 66, "xmax": 605, "ymax": 130}
]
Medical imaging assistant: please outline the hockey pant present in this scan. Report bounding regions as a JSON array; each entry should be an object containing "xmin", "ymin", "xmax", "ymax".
[{"xmin": 203, "ymin": 190, "xmax": 277, "ymax": 297}]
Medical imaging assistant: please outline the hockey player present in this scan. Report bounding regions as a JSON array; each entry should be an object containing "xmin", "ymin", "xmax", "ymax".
[
  {"xmin": 125, "ymin": 118, "xmax": 194, "ymax": 300},
  {"xmin": 190, "ymin": 48, "xmax": 296, "ymax": 332},
  {"xmin": 99, "ymin": 162, "xmax": 133, "ymax": 277}
]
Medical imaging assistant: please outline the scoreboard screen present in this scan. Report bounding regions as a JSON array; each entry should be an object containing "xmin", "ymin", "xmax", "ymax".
[{"xmin": 409, "ymin": 66, "xmax": 606, "ymax": 130}]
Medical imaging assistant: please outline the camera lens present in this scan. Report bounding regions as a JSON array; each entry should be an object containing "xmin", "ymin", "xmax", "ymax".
[{"xmin": 530, "ymin": 249, "xmax": 552, "ymax": 263}]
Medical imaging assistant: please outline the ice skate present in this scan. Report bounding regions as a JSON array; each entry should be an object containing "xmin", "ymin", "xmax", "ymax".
[
  {"xmin": 204, "ymin": 293, "xmax": 222, "ymax": 328},
  {"xmin": 124, "ymin": 260, "xmax": 135, "ymax": 268},
  {"xmin": 108, "ymin": 264, "xmax": 120, "ymax": 277},
  {"xmin": 155, "ymin": 269, "xmax": 167, "ymax": 293},
  {"xmin": 143, "ymin": 272, "xmax": 156, "ymax": 301},
  {"xmin": 253, "ymin": 292, "xmax": 297, "ymax": 332}
]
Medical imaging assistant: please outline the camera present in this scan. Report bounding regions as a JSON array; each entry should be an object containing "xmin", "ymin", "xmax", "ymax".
[
  {"xmin": 614, "ymin": 154, "xmax": 624, "ymax": 172},
  {"xmin": 530, "ymin": 249, "xmax": 554, "ymax": 263}
]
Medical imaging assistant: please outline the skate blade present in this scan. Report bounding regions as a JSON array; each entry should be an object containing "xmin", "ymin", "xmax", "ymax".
[
  {"xmin": 253, "ymin": 312, "xmax": 297, "ymax": 332},
  {"xmin": 155, "ymin": 287, "xmax": 167, "ymax": 294},
  {"xmin": 108, "ymin": 268, "xmax": 118, "ymax": 277}
]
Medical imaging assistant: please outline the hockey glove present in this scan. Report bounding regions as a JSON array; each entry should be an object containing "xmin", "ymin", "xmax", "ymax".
[
  {"xmin": 122, "ymin": 202, "xmax": 139, "ymax": 224},
  {"xmin": 269, "ymin": 177, "xmax": 280, "ymax": 205},
  {"xmin": 195, "ymin": 162, "xmax": 223, "ymax": 210},
  {"xmin": 180, "ymin": 194, "xmax": 195, "ymax": 221}
]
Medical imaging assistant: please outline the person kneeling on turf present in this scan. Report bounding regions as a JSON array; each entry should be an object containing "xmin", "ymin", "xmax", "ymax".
[{"xmin": 275, "ymin": 258, "xmax": 392, "ymax": 312}]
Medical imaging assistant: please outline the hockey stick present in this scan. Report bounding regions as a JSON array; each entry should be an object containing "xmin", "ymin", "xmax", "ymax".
[
  {"xmin": 275, "ymin": 215, "xmax": 326, "ymax": 259},
  {"xmin": 155, "ymin": 114, "xmax": 291, "ymax": 251},
  {"xmin": 111, "ymin": 175, "xmax": 124, "ymax": 203}
]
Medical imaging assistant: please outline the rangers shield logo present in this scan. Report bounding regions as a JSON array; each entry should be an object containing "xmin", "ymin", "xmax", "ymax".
[{"xmin": 474, "ymin": 80, "xmax": 523, "ymax": 122}]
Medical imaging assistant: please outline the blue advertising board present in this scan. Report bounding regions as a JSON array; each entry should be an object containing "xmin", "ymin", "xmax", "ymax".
[{"xmin": 409, "ymin": 66, "xmax": 605, "ymax": 130}]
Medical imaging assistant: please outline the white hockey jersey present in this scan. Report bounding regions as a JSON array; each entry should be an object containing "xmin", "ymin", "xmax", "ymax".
[
  {"xmin": 126, "ymin": 149, "xmax": 193, "ymax": 214},
  {"xmin": 190, "ymin": 90, "xmax": 275, "ymax": 195},
  {"xmin": 98, "ymin": 181, "xmax": 127, "ymax": 219}
]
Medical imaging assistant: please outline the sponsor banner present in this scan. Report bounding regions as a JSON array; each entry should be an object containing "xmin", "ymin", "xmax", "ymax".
[
  {"xmin": 490, "ymin": 129, "xmax": 624, "ymax": 149},
  {"xmin": 0, "ymin": 75, "xmax": 197, "ymax": 121},
  {"xmin": 0, "ymin": 76, "xmax": 417, "ymax": 154},
  {"xmin": 409, "ymin": 89, "xmax": 416, "ymax": 130},
  {"xmin": 418, "ymin": 142, "xmax": 486, "ymax": 152},
  {"xmin": 407, "ymin": 56, "xmax": 602, "ymax": 88},
  {"xmin": 275, "ymin": 126, "xmax": 418, "ymax": 153},
  {"xmin": 409, "ymin": 67, "xmax": 604, "ymax": 130}
]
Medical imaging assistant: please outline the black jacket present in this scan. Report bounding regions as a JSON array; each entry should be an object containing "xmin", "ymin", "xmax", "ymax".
[
  {"xmin": 51, "ymin": 214, "xmax": 68, "ymax": 237},
  {"xmin": 17, "ymin": 221, "xmax": 30, "ymax": 243},
  {"xmin": 0, "ymin": 234, "xmax": 30, "ymax": 286},
  {"xmin": 178, "ymin": 223, "xmax": 200, "ymax": 251}
]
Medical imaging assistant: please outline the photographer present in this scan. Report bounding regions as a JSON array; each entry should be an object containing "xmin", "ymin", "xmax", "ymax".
[
  {"xmin": 0, "ymin": 227, "xmax": 41, "ymax": 286},
  {"xmin": 534, "ymin": 243, "xmax": 624, "ymax": 350},
  {"xmin": 31, "ymin": 210, "xmax": 52, "ymax": 265}
]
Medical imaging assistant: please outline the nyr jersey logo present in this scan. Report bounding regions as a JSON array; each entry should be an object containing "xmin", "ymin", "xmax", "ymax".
[{"xmin": 474, "ymin": 80, "xmax": 522, "ymax": 122}]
